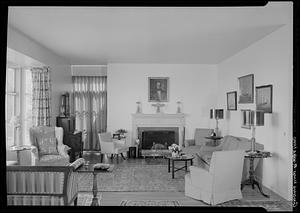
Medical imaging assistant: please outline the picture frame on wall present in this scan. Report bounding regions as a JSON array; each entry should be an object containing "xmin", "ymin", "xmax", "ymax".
[
  {"xmin": 227, "ymin": 91, "xmax": 237, "ymax": 110},
  {"xmin": 238, "ymin": 74, "xmax": 254, "ymax": 104},
  {"xmin": 241, "ymin": 109, "xmax": 251, "ymax": 129},
  {"xmin": 148, "ymin": 77, "xmax": 169, "ymax": 102},
  {"xmin": 256, "ymin": 84, "xmax": 273, "ymax": 113}
]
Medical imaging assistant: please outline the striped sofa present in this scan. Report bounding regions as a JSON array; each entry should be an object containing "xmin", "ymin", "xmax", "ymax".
[{"xmin": 6, "ymin": 160, "xmax": 83, "ymax": 206}]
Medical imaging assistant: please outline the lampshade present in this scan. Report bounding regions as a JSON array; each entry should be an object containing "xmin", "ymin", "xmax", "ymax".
[
  {"xmin": 215, "ymin": 109, "xmax": 224, "ymax": 119},
  {"xmin": 250, "ymin": 110, "xmax": 264, "ymax": 126}
]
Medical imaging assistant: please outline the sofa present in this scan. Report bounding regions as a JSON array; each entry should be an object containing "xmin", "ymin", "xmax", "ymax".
[
  {"xmin": 6, "ymin": 158, "xmax": 84, "ymax": 206},
  {"xmin": 193, "ymin": 135, "xmax": 264, "ymax": 181}
]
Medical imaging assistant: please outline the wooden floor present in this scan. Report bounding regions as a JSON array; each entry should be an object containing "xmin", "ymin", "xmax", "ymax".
[{"xmin": 81, "ymin": 151, "xmax": 292, "ymax": 208}]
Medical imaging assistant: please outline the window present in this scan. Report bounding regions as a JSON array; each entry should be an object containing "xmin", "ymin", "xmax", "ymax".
[{"xmin": 5, "ymin": 66, "xmax": 32, "ymax": 147}]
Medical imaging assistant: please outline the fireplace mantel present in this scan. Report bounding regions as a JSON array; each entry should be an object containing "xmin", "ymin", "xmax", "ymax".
[{"xmin": 131, "ymin": 113, "xmax": 186, "ymax": 146}]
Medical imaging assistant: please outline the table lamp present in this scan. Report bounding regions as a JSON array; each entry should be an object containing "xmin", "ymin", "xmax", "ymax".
[
  {"xmin": 249, "ymin": 110, "xmax": 264, "ymax": 153},
  {"xmin": 210, "ymin": 109, "xmax": 224, "ymax": 136}
]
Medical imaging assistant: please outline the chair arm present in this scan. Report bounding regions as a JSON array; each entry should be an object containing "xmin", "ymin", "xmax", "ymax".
[
  {"xmin": 58, "ymin": 144, "xmax": 71, "ymax": 157},
  {"xmin": 184, "ymin": 139, "xmax": 195, "ymax": 147},
  {"xmin": 30, "ymin": 145, "xmax": 39, "ymax": 159},
  {"xmin": 189, "ymin": 166, "xmax": 212, "ymax": 189}
]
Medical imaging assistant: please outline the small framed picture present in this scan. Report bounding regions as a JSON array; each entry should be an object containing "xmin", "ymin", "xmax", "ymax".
[
  {"xmin": 256, "ymin": 85, "xmax": 273, "ymax": 113},
  {"xmin": 241, "ymin": 109, "xmax": 251, "ymax": 129},
  {"xmin": 227, "ymin": 91, "xmax": 237, "ymax": 110},
  {"xmin": 238, "ymin": 74, "xmax": 254, "ymax": 104},
  {"xmin": 148, "ymin": 77, "xmax": 169, "ymax": 102}
]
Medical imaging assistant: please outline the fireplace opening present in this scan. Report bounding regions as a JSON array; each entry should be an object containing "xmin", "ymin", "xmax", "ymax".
[{"xmin": 141, "ymin": 131, "xmax": 175, "ymax": 149}]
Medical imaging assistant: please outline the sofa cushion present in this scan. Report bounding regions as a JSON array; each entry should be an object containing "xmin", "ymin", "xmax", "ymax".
[{"xmin": 182, "ymin": 145, "xmax": 202, "ymax": 155}]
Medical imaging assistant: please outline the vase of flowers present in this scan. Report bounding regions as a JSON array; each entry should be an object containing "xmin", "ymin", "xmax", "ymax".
[
  {"xmin": 168, "ymin": 144, "xmax": 181, "ymax": 157},
  {"xmin": 116, "ymin": 129, "xmax": 127, "ymax": 139}
]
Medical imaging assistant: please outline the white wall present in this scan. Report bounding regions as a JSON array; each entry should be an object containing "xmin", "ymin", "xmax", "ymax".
[
  {"xmin": 107, "ymin": 63, "xmax": 218, "ymax": 146},
  {"xmin": 217, "ymin": 21, "xmax": 293, "ymax": 200},
  {"xmin": 7, "ymin": 26, "xmax": 72, "ymax": 126},
  {"xmin": 6, "ymin": 26, "xmax": 72, "ymax": 163}
]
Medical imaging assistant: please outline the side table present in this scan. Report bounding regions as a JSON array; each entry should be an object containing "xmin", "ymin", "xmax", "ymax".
[
  {"xmin": 205, "ymin": 136, "xmax": 223, "ymax": 146},
  {"xmin": 165, "ymin": 155, "xmax": 194, "ymax": 179},
  {"xmin": 9, "ymin": 145, "xmax": 31, "ymax": 165},
  {"xmin": 241, "ymin": 150, "xmax": 272, "ymax": 198}
]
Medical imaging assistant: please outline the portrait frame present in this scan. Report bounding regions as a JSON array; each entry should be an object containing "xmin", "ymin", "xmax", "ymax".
[
  {"xmin": 227, "ymin": 91, "xmax": 237, "ymax": 111},
  {"xmin": 256, "ymin": 84, "xmax": 273, "ymax": 113},
  {"xmin": 148, "ymin": 77, "xmax": 169, "ymax": 102},
  {"xmin": 238, "ymin": 74, "xmax": 254, "ymax": 104}
]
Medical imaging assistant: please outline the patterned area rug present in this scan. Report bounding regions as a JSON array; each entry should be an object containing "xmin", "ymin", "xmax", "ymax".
[
  {"xmin": 219, "ymin": 199, "xmax": 292, "ymax": 211},
  {"xmin": 78, "ymin": 164, "xmax": 185, "ymax": 192},
  {"xmin": 77, "ymin": 193, "xmax": 102, "ymax": 206},
  {"xmin": 120, "ymin": 200, "xmax": 180, "ymax": 206}
]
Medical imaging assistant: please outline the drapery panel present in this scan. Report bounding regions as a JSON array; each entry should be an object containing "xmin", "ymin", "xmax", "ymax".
[
  {"xmin": 31, "ymin": 67, "xmax": 52, "ymax": 127},
  {"xmin": 72, "ymin": 76, "xmax": 107, "ymax": 151}
]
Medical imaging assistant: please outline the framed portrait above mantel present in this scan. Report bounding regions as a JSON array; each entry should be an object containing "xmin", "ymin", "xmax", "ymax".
[
  {"xmin": 227, "ymin": 91, "xmax": 237, "ymax": 110},
  {"xmin": 256, "ymin": 85, "xmax": 273, "ymax": 113},
  {"xmin": 148, "ymin": 77, "xmax": 169, "ymax": 102},
  {"xmin": 238, "ymin": 74, "xmax": 254, "ymax": 104}
]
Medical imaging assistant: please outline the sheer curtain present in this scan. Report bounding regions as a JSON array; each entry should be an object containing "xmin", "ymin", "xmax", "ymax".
[
  {"xmin": 31, "ymin": 66, "xmax": 52, "ymax": 127},
  {"xmin": 72, "ymin": 76, "xmax": 107, "ymax": 151}
]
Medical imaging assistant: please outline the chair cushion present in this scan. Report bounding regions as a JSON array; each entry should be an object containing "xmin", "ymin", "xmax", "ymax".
[{"xmin": 36, "ymin": 127, "xmax": 59, "ymax": 155}]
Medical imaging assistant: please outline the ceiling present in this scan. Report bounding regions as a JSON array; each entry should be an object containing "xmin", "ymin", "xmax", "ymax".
[{"xmin": 7, "ymin": 3, "xmax": 290, "ymax": 65}]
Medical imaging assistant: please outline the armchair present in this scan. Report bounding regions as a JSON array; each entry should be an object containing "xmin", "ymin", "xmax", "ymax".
[
  {"xmin": 29, "ymin": 126, "xmax": 70, "ymax": 166},
  {"xmin": 185, "ymin": 150, "xmax": 245, "ymax": 205},
  {"xmin": 98, "ymin": 132, "xmax": 129, "ymax": 163}
]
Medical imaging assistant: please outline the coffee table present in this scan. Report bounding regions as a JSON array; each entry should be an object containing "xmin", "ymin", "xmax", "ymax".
[
  {"xmin": 165, "ymin": 155, "xmax": 194, "ymax": 179},
  {"xmin": 77, "ymin": 163, "xmax": 114, "ymax": 206}
]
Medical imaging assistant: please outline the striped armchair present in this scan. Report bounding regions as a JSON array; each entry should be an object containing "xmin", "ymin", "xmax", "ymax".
[{"xmin": 6, "ymin": 163, "xmax": 80, "ymax": 206}]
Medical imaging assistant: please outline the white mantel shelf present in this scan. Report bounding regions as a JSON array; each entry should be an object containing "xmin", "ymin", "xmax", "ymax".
[{"xmin": 131, "ymin": 113, "xmax": 186, "ymax": 146}]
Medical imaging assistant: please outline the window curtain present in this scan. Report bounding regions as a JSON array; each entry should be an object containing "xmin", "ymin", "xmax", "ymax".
[
  {"xmin": 31, "ymin": 66, "xmax": 52, "ymax": 127},
  {"xmin": 72, "ymin": 76, "xmax": 107, "ymax": 151}
]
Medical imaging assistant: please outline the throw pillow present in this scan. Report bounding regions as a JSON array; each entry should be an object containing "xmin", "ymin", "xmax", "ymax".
[{"xmin": 35, "ymin": 127, "xmax": 59, "ymax": 156}]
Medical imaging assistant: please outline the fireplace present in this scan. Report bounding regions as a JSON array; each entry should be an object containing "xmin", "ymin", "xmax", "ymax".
[
  {"xmin": 138, "ymin": 127, "xmax": 179, "ymax": 150},
  {"xmin": 131, "ymin": 113, "xmax": 186, "ymax": 148}
]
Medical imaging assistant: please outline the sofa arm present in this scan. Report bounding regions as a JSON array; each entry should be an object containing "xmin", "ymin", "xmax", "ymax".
[
  {"xmin": 200, "ymin": 144, "xmax": 222, "ymax": 152},
  {"xmin": 184, "ymin": 139, "xmax": 195, "ymax": 147}
]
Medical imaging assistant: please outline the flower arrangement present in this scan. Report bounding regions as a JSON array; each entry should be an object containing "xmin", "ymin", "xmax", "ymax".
[
  {"xmin": 116, "ymin": 129, "xmax": 127, "ymax": 134},
  {"xmin": 168, "ymin": 144, "xmax": 181, "ymax": 153}
]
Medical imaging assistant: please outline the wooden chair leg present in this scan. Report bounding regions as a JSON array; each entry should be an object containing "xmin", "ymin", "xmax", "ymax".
[
  {"xmin": 121, "ymin": 153, "xmax": 126, "ymax": 160},
  {"xmin": 116, "ymin": 154, "xmax": 119, "ymax": 163},
  {"xmin": 74, "ymin": 197, "xmax": 78, "ymax": 206},
  {"xmin": 111, "ymin": 154, "xmax": 114, "ymax": 159}
]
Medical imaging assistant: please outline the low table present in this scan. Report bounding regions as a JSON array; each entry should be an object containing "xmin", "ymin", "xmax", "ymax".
[
  {"xmin": 165, "ymin": 155, "xmax": 194, "ymax": 179},
  {"xmin": 77, "ymin": 163, "xmax": 114, "ymax": 206}
]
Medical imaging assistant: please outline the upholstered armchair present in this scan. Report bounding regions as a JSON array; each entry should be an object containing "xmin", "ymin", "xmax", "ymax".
[
  {"xmin": 6, "ymin": 158, "xmax": 83, "ymax": 205},
  {"xmin": 185, "ymin": 150, "xmax": 245, "ymax": 205},
  {"xmin": 98, "ymin": 132, "xmax": 129, "ymax": 163},
  {"xmin": 29, "ymin": 126, "xmax": 70, "ymax": 166}
]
